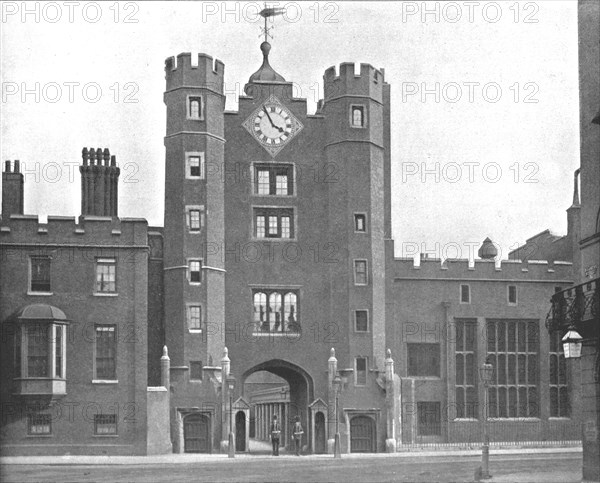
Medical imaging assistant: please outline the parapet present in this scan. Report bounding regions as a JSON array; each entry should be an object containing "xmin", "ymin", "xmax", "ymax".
[
  {"xmin": 0, "ymin": 214, "xmax": 149, "ymax": 247},
  {"xmin": 323, "ymin": 62, "xmax": 386, "ymax": 102},
  {"xmin": 391, "ymin": 256, "xmax": 573, "ymax": 281},
  {"xmin": 164, "ymin": 52, "xmax": 224, "ymax": 93}
]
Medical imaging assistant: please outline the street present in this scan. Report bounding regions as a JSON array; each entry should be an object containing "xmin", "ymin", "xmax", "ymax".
[{"xmin": 0, "ymin": 452, "xmax": 581, "ymax": 483}]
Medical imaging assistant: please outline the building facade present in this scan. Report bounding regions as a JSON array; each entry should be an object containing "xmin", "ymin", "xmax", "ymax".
[
  {"xmin": 547, "ymin": 1, "xmax": 600, "ymax": 480},
  {"xmin": 0, "ymin": 154, "xmax": 171, "ymax": 456},
  {"xmin": 0, "ymin": 35, "xmax": 586, "ymax": 456}
]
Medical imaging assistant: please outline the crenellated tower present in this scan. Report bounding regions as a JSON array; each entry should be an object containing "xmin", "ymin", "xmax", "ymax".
[
  {"xmin": 162, "ymin": 53, "xmax": 226, "ymax": 394},
  {"xmin": 322, "ymin": 63, "xmax": 391, "ymax": 370}
]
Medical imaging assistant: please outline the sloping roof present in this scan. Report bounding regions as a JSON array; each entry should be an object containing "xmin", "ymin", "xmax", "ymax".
[{"xmin": 17, "ymin": 304, "xmax": 68, "ymax": 321}]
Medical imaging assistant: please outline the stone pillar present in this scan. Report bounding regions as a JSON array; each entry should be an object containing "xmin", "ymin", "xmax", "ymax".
[
  {"xmin": 327, "ymin": 348, "xmax": 337, "ymax": 454},
  {"xmin": 161, "ymin": 345, "xmax": 170, "ymax": 390},
  {"xmin": 220, "ymin": 348, "xmax": 230, "ymax": 452},
  {"xmin": 385, "ymin": 349, "xmax": 397, "ymax": 452}
]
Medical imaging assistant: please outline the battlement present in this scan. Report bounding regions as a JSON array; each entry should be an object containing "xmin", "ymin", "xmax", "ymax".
[
  {"xmin": 391, "ymin": 256, "xmax": 574, "ymax": 281},
  {"xmin": 323, "ymin": 62, "xmax": 386, "ymax": 101},
  {"xmin": 0, "ymin": 214, "xmax": 148, "ymax": 247},
  {"xmin": 164, "ymin": 52, "xmax": 224, "ymax": 93}
]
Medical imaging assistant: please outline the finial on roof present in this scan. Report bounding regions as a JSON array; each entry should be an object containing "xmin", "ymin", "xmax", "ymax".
[{"xmin": 478, "ymin": 237, "xmax": 498, "ymax": 260}]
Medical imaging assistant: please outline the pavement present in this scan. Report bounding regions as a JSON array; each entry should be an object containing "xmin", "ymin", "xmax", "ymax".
[
  {"xmin": 0, "ymin": 445, "xmax": 583, "ymax": 465},
  {"xmin": 1, "ymin": 446, "xmax": 586, "ymax": 482}
]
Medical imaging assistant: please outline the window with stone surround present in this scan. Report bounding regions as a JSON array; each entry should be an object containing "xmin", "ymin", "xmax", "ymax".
[
  {"xmin": 95, "ymin": 258, "xmax": 116, "ymax": 293},
  {"xmin": 254, "ymin": 164, "xmax": 294, "ymax": 196},
  {"xmin": 95, "ymin": 325, "xmax": 116, "ymax": 380},
  {"xmin": 30, "ymin": 256, "xmax": 51, "ymax": 293},
  {"xmin": 253, "ymin": 289, "xmax": 299, "ymax": 334}
]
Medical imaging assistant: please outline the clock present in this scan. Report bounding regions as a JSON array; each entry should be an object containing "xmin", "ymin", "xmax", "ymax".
[{"xmin": 243, "ymin": 95, "xmax": 303, "ymax": 157}]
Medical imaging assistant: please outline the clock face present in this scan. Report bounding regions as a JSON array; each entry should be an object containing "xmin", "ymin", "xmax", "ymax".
[
  {"xmin": 243, "ymin": 95, "xmax": 303, "ymax": 157},
  {"xmin": 254, "ymin": 106, "xmax": 292, "ymax": 144}
]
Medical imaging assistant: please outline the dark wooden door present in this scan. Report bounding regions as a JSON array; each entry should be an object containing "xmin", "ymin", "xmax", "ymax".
[
  {"xmin": 350, "ymin": 416, "xmax": 375, "ymax": 453},
  {"xmin": 184, "ymin": 414, "xmax": 210, "ymax": 453}
]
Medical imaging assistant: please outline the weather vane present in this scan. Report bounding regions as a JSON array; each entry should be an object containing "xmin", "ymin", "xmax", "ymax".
[{"xmin": 259, "ymin": 4, "xmax": 285, "ymax": 42}]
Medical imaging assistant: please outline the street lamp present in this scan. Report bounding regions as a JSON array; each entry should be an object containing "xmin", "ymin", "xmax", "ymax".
[
  {"xmin": 562, "ymin": 327, "xmax": 583, "ymax": 359},
  {"xmin": 479, "ymin": 357, "xmax": 494, "ymax": 479},
  {"xmin": 333, "ymin": 374, "xmax": 342, "ymax": 458},
  {"xmin": 227, "ymin": 374, "xmax": 236, "ymax": 458}
]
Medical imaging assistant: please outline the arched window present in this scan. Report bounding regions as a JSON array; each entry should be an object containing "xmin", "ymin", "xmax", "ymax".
[
  {"xmin": 253, "ymin": 292, "xmax": 267, "ymax": 331},
  {"xmin": 269, "ymin": 292, "xmax": 282, "ymax": 331},
  {"xmin": 284, "ymin": 292, "xmax": 298, "ymax": 332},
  {"xmin": 352, "ymin": 106, "xmax": 364, "ymax": 127},
  {"xmin": 188, "ymin": 97, "xmax": 202, "ymax": 119}
]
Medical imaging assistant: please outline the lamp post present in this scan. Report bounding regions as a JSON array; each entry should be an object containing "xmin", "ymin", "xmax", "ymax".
[
  {"xmin": 479, "ymin": 357, "xmax": 494, "ymax": 479},
  {"xmin": 333, "ymin": 374, "xmax": 342, "ymax": 458},
  {"xmin": 227, "ymin": 374, "xmax": 236, "ymax": 458}
]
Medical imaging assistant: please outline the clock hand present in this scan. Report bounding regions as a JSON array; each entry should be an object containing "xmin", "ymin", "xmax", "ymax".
[
  {"xmin": 262, "ymin": 105, "xmax": 276, "ymax": 126},
  {"xmin": 262, "ymin": 105, "xmax": 285, "ymax": 133}
]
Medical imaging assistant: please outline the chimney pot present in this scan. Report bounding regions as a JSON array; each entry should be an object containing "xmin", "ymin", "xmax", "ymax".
[
  {"xmin": 4, "ymin": 160, "xmax": 11, "ymax": 173},
  {"xmin": 14, "ymin": 160, "xmax": 20, "ymax": 173},
  {"xmin": 110, "ymin": 155, "xmax": 116, "ymax": 167}
]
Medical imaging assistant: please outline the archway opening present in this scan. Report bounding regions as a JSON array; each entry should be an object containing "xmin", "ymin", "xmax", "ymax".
[{"xmin": 241, "ymin": 359, "xmax": 314, "ymax": 454}]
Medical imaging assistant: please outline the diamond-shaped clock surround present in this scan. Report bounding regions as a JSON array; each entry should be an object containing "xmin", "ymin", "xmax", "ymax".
[{"xmin": 243, "ymin": 95, "xmax": 303, "ymax": 157}]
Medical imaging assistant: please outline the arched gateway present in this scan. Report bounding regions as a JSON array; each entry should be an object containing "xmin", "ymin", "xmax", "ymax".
[{"xmin": 241, "ymin": 360, "xmax": 314, "ymax": 451}]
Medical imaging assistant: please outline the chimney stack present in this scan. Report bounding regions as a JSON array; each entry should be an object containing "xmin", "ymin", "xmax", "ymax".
[
  {"xmin": 79, "ymin": 147, "xmax": 120, "ymax": 217},
  {"xmin": 2, "ymin": 160, "xmax": 24, "ymax": 216}
]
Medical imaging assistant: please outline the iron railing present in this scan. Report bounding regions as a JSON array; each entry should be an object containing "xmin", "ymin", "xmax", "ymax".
[{"xmin": 546, "ymin": 278, "xmax": 599, "ymax": 333}]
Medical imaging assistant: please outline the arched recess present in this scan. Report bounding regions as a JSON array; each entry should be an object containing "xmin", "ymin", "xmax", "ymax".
[{"xmin": 241, "ymin": 359, "xmax": 314, "ymax": 451}]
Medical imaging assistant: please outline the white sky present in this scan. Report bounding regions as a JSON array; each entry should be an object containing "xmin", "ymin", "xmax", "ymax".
[{"xmin": 0, "ymin": 1, "xmax": 580, "ymax": 260}]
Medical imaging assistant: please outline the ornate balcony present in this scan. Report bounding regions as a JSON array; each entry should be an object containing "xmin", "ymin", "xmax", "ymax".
[{"xmin": 546, "ymin": 278, "xmax": 600, "ymax": 337}]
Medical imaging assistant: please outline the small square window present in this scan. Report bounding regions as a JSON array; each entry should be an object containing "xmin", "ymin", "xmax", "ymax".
[
  {"xmin": 350, "ymin": 105, "xmax": 365, "ymax": 127},
  {"xmin": 187, "ymin": 96, "xmax": 203, "ymax": 120},
  {"xmin": 354, "ymin": 260, "xmax": 368, "ymax": 286},
  {"xmin": 188, "ymin": 305, "xmax": 202, "ymax": 331},
  {"xmin": 188, "ymin": 209, "xmax": 204, "ymax": 232},
  {"xmin": 460, "ymin": 284, "xmax": 470, "ymax": 304},
  {"xmin": 508, "ymin": 285, "xmax": 517, "ymax": 305},
  {"xmin": 30, "ymin": 256, "xmax": 51, "ymax": 292},
  {"xmin": 94, "ymin": 414, "xmax": 117, "ymax": 435},
  {"xmin": 186, "ymin": 154, "xmax": 205, "ymax": 179},
  {"xmin": 96, "ymin": 258, "xmax": 116, "ymax": 293},
  {"xmin": 28, "ymin": 414, "xmax": 51, "ymax": 435},
  {"xmin": 355, "ymin": 310, "xmax": 369, "ymax": 332},
  {"xmin": 189, "ymin": 260, "xmax": 202, "ymax": 283},
  {"xmin": 354, "ymin": 214, "xmax": 366, "ymax": 232},
  {"xmin": 190, "ymin": 361, "xmax": 203, "ymax": 381},
  {"xmin": 355, "ymin": 357, "xmax": 367, "ymax": 385}
]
